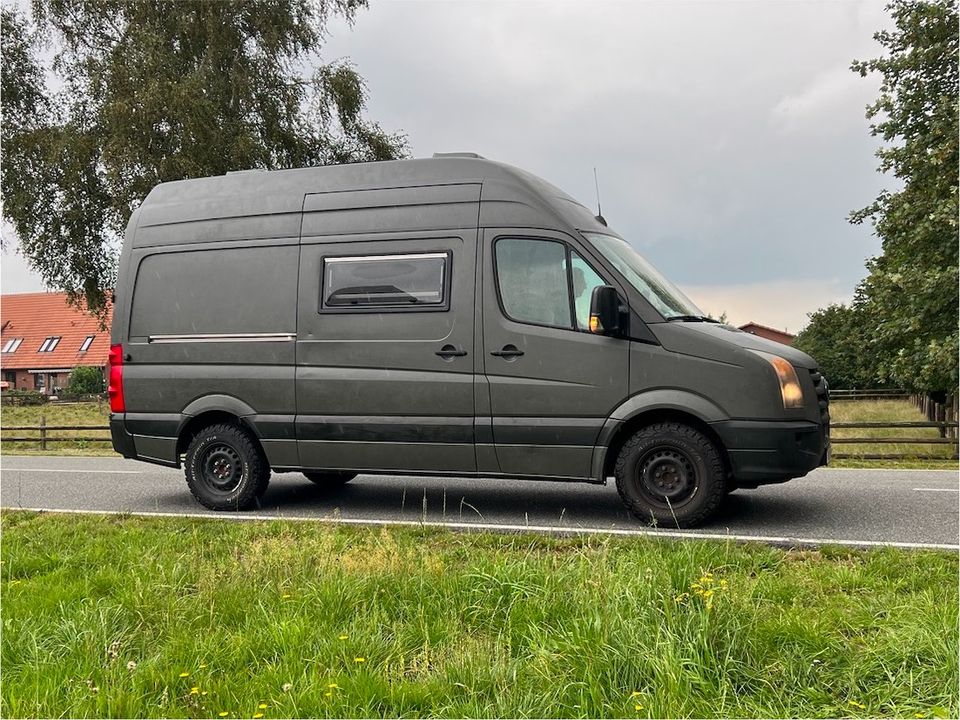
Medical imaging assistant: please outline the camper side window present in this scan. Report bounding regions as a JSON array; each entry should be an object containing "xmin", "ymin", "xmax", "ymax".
[{"xmin": 321, "ymin": 252, "xmax": 449, "ymax": 311}]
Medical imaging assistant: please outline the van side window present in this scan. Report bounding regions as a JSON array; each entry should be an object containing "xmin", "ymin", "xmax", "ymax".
[
  {"xmin": 495, "ymin": 238, "xmax": 572, "ymax": 328},
  {"xmin": 321, "ymin": 252, "xmax": 449, "ymax": 310},
  {"xmin": 570, "ymin": 251, "xmax": 607, "ymax": 331}
]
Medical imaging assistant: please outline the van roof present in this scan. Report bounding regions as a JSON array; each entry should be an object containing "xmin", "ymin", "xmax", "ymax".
[{"xmin": 132, "ymin": 156, "xmax": 608, "ymax": 248}]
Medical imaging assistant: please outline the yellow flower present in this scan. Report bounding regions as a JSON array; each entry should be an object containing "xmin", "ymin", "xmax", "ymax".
[
  {"xmin": 253, "ymin": 715, "xmax": 264, "ymax": 719},
  {"xmin": 324, "ymin": 692, "xmax": 332, "ymax": 698},
  {"xmin": 218, "ymin": 713, "xmax": 229, "ymax": 718},
  {"xmin": 630, "ymin": 691, "xmax": 642, "ymax": 698},
  {"xmin": 281, "ymin": 594, "xmax": 291, "ymax": 599},
  {"xmin": 848, "ymin": 700, "xmax": 866, "ymax": 709},
  {"xmin": 635, "ymin": 703, "xmax": 644, "ymax": 711},
  {"xmin": 258, "ymin": 704, "xmax": 268, "ymax": 710},
  {"xmin": 179, "ymin": 672, "xmax": 190, "ymax": 678},
  {"xmin": 338, "ymin": 635, "xmax": 348, "ymax": 640},
  {"xmin": 190, "ymin": 687, "xmax": 199, "ymax": 695},
  {"xmin": 199, "ymin": 663, "xmax": 208, "ymax": 669},
  {"xmin": 354, "ymin": 657, "xmax": 366, "ymax": 663},
  {"xmin": 328, "ymin": 683, "xmax": 339, "ymax": 689}
]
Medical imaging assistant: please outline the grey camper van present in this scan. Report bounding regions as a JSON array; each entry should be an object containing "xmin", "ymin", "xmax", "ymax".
[{"xmin": 109, "ymin": 155, "xmax": 829, "ymax": 527}]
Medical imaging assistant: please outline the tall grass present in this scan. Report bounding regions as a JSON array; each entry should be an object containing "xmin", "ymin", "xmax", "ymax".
[{"xmin": 2, "ymin": 511, "xmax": 956, "ymax": 718}]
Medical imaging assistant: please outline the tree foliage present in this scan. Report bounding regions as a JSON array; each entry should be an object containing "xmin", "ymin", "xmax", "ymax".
[
  {"xmin": 794, "ymin": 303, "xmax": 881, "ymax": 389},
  {"xmin": 2, "ymin": 1, "xmax": 407, "ymax": 317},
  {"xmin": 849, "ymin": 0, "xmax": 958, "ymax": 393},
  {"xmin": 67, "ymin": 365, "xmax": 104, "ymax": 395}
]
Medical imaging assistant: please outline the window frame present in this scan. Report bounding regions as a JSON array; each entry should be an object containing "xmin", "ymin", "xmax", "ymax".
[
  {"xmin": 492, "ymin": 236, "xmax": 612, "ymax": 334},
  {"xmin": 79, "ymin": 335, "xmax": 95, "ymax": 353},
  {"xmin": 38, "ymin": 336, "xmax": 61, "ymax": 352},
  {"xmin": 1, "ymin": 338, "xmax": 22, "ymax": 353},
  {"xmin": 318, "ymin": 250, "xmax": 453, "ymax": 315}
]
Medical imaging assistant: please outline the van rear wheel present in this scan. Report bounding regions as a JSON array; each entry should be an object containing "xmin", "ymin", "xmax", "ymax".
[
  {"xmin": 184, "ymin": 423, "xmax": 270, "ymax": 511},
  {"xmin": 614, "ymin": 422, "xmax": 726, "ymax": 528},
  {"xmin": 303, "ymin": 471, "xmax": 356, "ymax": 487}
]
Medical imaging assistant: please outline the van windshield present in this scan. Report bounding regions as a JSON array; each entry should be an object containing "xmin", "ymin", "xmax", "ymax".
[{"xmin": 581, "ymin": 232, "xmax": 704, "ymax": 320}]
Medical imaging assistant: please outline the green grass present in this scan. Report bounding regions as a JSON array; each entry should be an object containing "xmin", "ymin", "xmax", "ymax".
[
  {"xmin": 830, "ymin": 399, "xmax": 958, "ymax": 469},
  {"xmin": 1, "ymin": 511, "xmax": 956, "ymax": 719},
  {"xmin": 0, "ymin": 401, "xmax": 113, "ymax": 455}
]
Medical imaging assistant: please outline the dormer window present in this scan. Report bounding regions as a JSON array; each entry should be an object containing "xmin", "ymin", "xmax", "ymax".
[
  {"xmin": 79, "ymin": 335, "xmax": 94, "ymax": 352},
  {"xmin": 1, "ymin": 338, "xmax": 23, "ymax": 353},
  {"xmin": 38, "ymin": 336, "xmax": 61, "ymax": 352}
]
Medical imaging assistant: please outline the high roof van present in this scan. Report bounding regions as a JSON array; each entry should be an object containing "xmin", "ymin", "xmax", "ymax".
[{"xmin": 109, "ymin": 155, "xmax": 829, "ymax": 527}]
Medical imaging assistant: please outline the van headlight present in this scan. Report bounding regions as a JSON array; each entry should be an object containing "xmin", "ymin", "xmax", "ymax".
[{"xmin": 749, "ymin": 350, "xmax": 804, "ymax": 409}]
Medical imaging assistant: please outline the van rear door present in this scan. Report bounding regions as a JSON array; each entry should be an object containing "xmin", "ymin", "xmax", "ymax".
[{"xmin": 295, "ymin": 184, "xmax": 480, "ymax": 474}]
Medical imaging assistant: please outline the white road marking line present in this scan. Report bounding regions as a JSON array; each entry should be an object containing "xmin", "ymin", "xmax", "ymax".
[
  {"xmin": 0, "ymin": 468, "xmax": 142, "ymax": 474},
  {"xmin": 913, "ymin": 487, "xmax": 959, "ymax": 492},
  {"xmin": 2, "ymin": 506, "xmax": 957, "ymax": 552}
]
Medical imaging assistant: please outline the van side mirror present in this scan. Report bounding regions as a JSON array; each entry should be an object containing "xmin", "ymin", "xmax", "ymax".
[{"xmin": 589, "ymin": 285, "xmax": 622, "ymax": 335}]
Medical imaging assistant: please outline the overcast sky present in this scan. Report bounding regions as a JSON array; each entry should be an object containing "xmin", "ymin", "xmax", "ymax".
[{"xmin": 1, "ymin": 0, "xmax": 893, "ymax": 333}]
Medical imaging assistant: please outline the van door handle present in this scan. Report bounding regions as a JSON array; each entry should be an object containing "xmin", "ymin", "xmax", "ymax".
[
  {"xmin": 435, "ymin": 345, "xmax": 468, "ymax": 359},
  {"xmin": 490, "ymin": 345, "xmax": 524, "ymax": 359}
]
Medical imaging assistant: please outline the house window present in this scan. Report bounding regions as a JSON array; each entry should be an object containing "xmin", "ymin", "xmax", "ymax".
[
  {"xmin": 79, "ymin": 335, "xmax": 95, "ymax": 352},
  {"xmin": 1, "ymin": 338, "xmax": 23, "ymax": 353},
  {"xmin": 321, "ymin": 252, "xmax": 449, "ymax": 310},
  {"xmin": 3, "ymin": 371, "xmax": 15, "ymax": 384},
  {"xmin": 34, "ymin": 373, "xmax": 45, "ymax": 390},
  {"xmin": 38, "ymin": 336, "xmax": 61, "ymax": 352}
]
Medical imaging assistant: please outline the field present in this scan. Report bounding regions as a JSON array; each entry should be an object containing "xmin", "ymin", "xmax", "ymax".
[
  {"xmin": 0, "ymin": 401, "xmax": 112, "ymax": 455},
  {"xmin": 830, "ymin": 399, "xmax": 958, "ymax": 469},
  {"xmin": 1, "ymin": 511, "xmax": 956, "ymax": 719}
]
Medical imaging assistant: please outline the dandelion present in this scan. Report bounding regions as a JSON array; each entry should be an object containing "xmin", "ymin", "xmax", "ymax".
[
  {"xmin": 179, "ymin": 672, "xmax": 190, "ymax": 678},
  {"xmin": 630, "ymin": 691, "xmax": 642, "ymax": 698},
  {"xmin": 354, "ymin": 657, "xmax": 366, "ymax": 663},
  {"xmin": 848, "ymin": 700, "xmax": 866, "ymax": 709},
  {"xmin": 281, "ymin": 594, "xmax": 291, "ymax": 599},
  {"xmin": 324, "ymin": 692, "xmax": 333, "ymax": 698},
  {"xmin": 218, "ymin": 712, "xmax": 229, "ymax": 717},
  {"xmin": 127, "ymin": 660, "xmax": 137, "ymax": 671},
  {"xmin": 338, "ymin": 635, "xmax": 348, "ymax": 640},
  {"xmin": 282, "ymin": 683, "xmax": 293, "ymax": 692},
  {"xmin": 190, "ymin": 687, "xmax": 200, "ymax": 695},
  {"xmin": 253, "ymin": 714, "xmax": 264, "ymax": 719},
  {"xmin": 328, "ymin": 683, "xmax": 339, "ymax": 689},
  {"xmin": 258, "ymin": 703, "xmax": 268, "ymax": 709},
  {"xmin": 635, "ymin": 703, "xmax": 644, "ymax": 711}
]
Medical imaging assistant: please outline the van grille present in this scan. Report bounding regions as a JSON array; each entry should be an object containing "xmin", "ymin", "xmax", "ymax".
[{"xmin": 809, "ymin": 369, "xmax": 830, "ymax": 427}]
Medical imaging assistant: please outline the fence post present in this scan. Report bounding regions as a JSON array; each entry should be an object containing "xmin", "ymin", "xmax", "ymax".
[{"xmin": 39, "ymin": 414, "xmax": 47, "ymax": 451}]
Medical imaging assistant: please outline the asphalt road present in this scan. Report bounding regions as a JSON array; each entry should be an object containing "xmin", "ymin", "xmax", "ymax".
[{"xmin": 1, "ymin": 455, "xmax": 957, "ymax": 549}]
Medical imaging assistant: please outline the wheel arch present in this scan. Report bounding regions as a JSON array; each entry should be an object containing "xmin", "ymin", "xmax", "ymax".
[
  {"xmin": 598, "ymin": 391, "xmax": 733, "ymax": 481},
  {"xmin": 176, "ymin": 395, "xmax": 262, "ymax": 460}
]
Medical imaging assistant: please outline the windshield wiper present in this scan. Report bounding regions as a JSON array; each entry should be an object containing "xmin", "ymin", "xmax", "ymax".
[{"xmin": 666, "ymin": 314, "xmax": 719, "ymax": 323}]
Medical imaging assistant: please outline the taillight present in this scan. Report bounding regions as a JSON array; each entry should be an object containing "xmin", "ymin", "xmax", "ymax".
[{"xmin": 108, "ymin": 343, "xmax": 125, "ymax": 413}]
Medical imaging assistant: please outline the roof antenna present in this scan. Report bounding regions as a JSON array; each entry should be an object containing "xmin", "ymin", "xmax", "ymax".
[{"xmin": 593, "ymin": 167, "xmax": 607, "ymax": 226}]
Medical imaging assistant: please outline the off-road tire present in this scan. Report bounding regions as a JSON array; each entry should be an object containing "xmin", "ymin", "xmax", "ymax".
[
  {"xmin": 614, "ymin": 422, "xmax": 726, "ymax": 528},
  {"xmin": 303, "ymin": 471, "xmax": 357, "ymax": 487},
  {"xmin": 184, "ymin": 423, "xmax": 270, "ymax": 511}
]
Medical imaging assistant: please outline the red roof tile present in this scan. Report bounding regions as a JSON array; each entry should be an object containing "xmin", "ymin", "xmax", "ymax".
[{"xmin": 0, "ymin": 292, "xmax": 113, "ymax": 371}]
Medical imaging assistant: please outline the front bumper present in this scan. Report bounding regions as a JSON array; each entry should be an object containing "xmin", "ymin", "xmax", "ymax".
[{"xmin": 711, "ymin": 419, "xmax": 828, "ymax": 488}]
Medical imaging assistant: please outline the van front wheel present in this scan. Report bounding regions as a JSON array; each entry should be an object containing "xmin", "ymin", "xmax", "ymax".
[
  {"xmin": 614, "ymin": 422, "xmax": 726, "ymax": 528},
  {"xmin": 303, "ymin": 471, "xmax": 356, "ymax": 487},
  {"xmin": 184, "ymin": 423, "xmax": 270, "ymax": 511}
]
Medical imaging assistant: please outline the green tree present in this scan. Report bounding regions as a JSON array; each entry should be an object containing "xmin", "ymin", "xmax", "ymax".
[
  {"xmin": 850, "ymin": 0, "xmax": 958, "ymax": 393},
  {"xmin": 1, "ymin": 1, "xmax": 407, "ymax": 318},
  {"xmin": 794, "ymin": 303, "xmax": 880, "ymax": 389},
  {"xmin": 67, "ymin": 365, "xmax": 104, "ymax": 395}
]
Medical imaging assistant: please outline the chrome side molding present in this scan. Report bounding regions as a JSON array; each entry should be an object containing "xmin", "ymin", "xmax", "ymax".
[{"xmin": 147, "ymin": 333, "xmax": 296, "ymax": 343}]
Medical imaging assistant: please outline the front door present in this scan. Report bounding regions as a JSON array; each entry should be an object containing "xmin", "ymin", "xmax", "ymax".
[
  {"xmin": 296, "ymin": 232, "xmax": 477, "ymax": 473},
  {"xmin": 481, "ymin": 229, "xmax": 630, "ymax": 479}
]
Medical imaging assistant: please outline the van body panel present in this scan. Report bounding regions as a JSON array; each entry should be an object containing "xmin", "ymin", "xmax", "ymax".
[{"xmin": 480, "ymin": 227, "xmax": 630, "ymax": 479}]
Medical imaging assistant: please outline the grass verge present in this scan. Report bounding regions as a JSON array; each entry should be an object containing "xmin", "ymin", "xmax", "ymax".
[{"xmin": 1, "ymin": 511, "xmax": 956, "ymax": 718}]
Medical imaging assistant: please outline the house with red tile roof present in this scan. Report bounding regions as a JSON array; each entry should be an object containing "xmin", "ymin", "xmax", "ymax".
[
  {"xmin": 738, "ymin": 322, "xmax": 795, "ymax": 346},
  {"xmin": 1, "ymin": 292, "xmax": 113, "ymax": 395}
]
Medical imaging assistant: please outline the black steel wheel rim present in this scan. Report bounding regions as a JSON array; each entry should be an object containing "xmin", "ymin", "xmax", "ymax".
[
  {"xmin": 201, "ymin": 444, "xmax": 243, "ymax": 493},
  {"xmin": 636, "ymin": 446, "xmax": 699, "ymax": 508}
]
